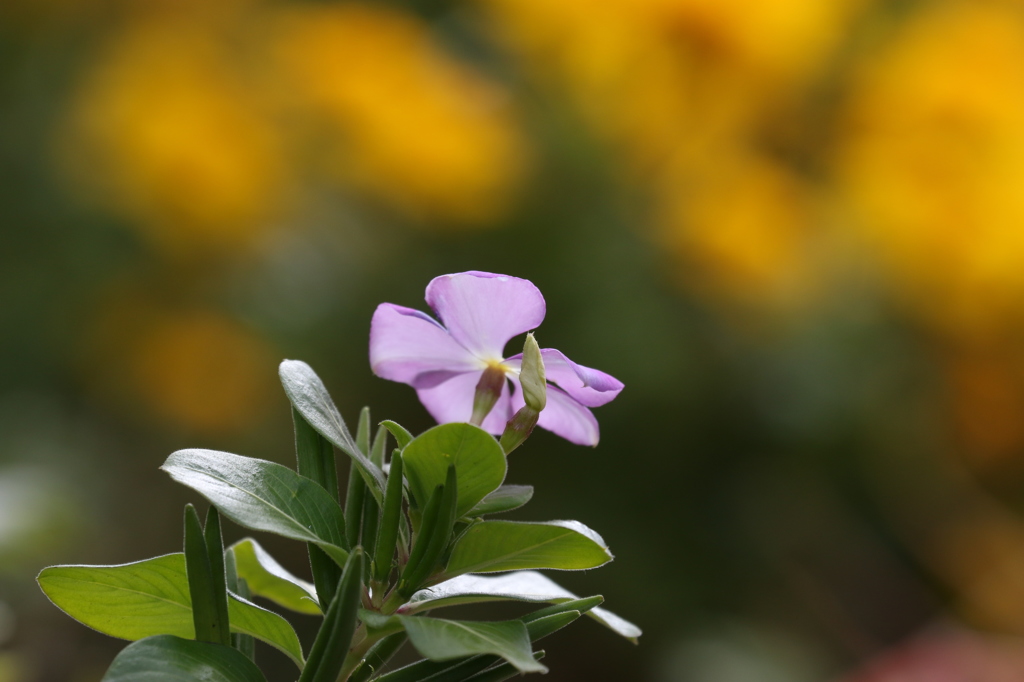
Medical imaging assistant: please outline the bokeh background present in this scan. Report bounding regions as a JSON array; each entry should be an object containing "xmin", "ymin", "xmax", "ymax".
[{"xmin": 5, "ymin": 0, "xmax": 1024, "ymax": 679}]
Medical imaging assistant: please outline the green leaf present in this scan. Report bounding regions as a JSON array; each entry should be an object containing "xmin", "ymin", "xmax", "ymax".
[
  {"xmin": 183, "ymin": 505, "xmax": 228, "ymax": 645},
  {"xmin": 370, "ymin": 424, "xmax": 389, "ymax": 467},
  {"xmin": 292, "ymin": 408, "xmax": 344, "ymax": 608},
  {"xmin": 373, "ymin": 452, "xmax": 404, "ymax": 583},
  {"xmin": 403, "ymin": 570, "xmax": 641, "ymax": 641},
  {"xmin": 161, "ymin": 449, "xmax": 349, "ymax": 567},
  {"xmin": 374, "ymin": 602, "xmax": 581, "ymax": 682},
  {"xmin": 467, "ymin": 485, "xmax": 533, "ymax": 517},
  {"xmin": 279, "ymin": 360, "xmax": 385, "ymax": 503},
  {"xmin": 203, "ymin": 507, "xmax": 232, "ymax": 646},
  {"xmin": 403, "ymin": 424, "xmax": 506, "ymax": 518},
  {"xmin": 38, "ymin": 553, "xmax": 305, "ymax": 669},
  {"xmin": 102, "ymin": 635, "xmax": 267, "ymax": 682},
  {"xmin": 224, "ymin": 553, "xmax": 255, "ymax": 661},
  {"xmin": 230, "ymin": 539, "xmax": 320, "ymax": 615},
  {"xmin": 380, "ymin": 421, "xmax": 413, "ymax": 450},
  {"xmin": 462, "ymin": 651, "xmax": 545, "ymax": 682},
  {"xmin": 299, "ymin": 549, "xmax": 364, "ymax": 682},
  {"xmin": 443, "ymin": 520, "xmax": 612, "ymax": 578},
  {"xmin": 397, "ymin": 616, "xmax": 545, "ymax": 674},
  {"xmin": 345, "ymin": 458, "xmax": 367, "ymax": 549},
  {"xmin": 348, "ymin": 632, "xmax": 408, "ymax": 682}
]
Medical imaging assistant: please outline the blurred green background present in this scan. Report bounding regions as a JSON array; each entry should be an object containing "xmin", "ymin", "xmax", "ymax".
[{"xmin": 6, "ymin": 0, "xmax": 1024, "ymax": 680}]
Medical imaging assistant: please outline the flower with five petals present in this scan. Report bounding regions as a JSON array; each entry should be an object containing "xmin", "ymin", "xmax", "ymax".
[{"xmin": 369, "ymin": 271, "xmax": 623, "ymax": 445}]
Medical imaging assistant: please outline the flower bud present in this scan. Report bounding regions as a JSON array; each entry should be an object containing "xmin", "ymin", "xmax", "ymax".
[
  {"xmin": 500, "ymin": 405, "xmax": 539, "ymax": 454},
  {"xmin": 519, "ymin": 333, "xmax": 546, "ymax": 411}
]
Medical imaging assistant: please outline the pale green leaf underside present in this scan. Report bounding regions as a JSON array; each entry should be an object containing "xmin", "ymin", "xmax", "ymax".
[
  {"xmin": 467, "ymin": 485, "xmax": 533, "ymax": 517},
  {"xmin": 102, "ymin": 635, "xmax": 267, "ymax": 682},
  {"xmin": 403, "ymin": 423, "xmax": 506, "ymax": 518},
  {"xmin": 405, "ymin": 570, "xmax": 642, "ymax": 641},
  {"xmin": 444, "ymin": 520, "xmax": 612, "ymax": 577},
  {"xmin": 398, "ymin": 615, "xmax": 546, "ymax": 674},
  {"xmin": 278, "ymin": 360, "xmax": 385, "ymax": 502},
  {"xmin": 161, "ymin": 449, "xmax": 349, "ymax": 567},
  {"xmin": 38, "ymin": 553, "xmax": 304, "ymax": 668},
  {"xmin": 230, "ymin": 538, "xmax": 320, "ymax": 614}
]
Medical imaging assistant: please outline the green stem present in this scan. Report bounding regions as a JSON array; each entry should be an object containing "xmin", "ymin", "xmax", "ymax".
[
  {"xmin": 336, "ymin": 627, "xmax": 380, "ymax": 682},
  {"xmin": 380, "ymin": 588, "xmax": 406, "ymax": 616}
]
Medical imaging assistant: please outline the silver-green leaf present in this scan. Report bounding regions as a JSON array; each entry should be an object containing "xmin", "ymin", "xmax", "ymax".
[
  {"xmin": 161, "ymin": 449, "xmax": 349, "ymax": 567},
  {"xmin": 404, "ymin": 570, "xmax": 641, "ymax": 642},
  {"xmin": 279, "ymin": 360, "xmax": 385, "ymax": 502}
]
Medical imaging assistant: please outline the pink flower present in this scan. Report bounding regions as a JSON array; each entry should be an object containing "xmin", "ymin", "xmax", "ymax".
[{"xmin": 369, "ymin": 271, "xmax": 623, "ymax": 445}]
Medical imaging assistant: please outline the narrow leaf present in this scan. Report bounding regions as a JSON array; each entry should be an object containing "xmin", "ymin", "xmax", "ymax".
[
  {"xmin": 204, "ymin": 507, "xmax": 232, "ymax": 646},
  {"xmin": 299, "ymin": 549, "xmax": 365, "ymax": 682},
  {"xmin": 102, "ymin": 635, "xmax": 266, "ymax": 682},
  {"xmin": 345, "ymin": 458, "xmax": 366, "ymax": 549},
  {"xmin": 161, "ymin": 449, "xmax": 348, "ymax": 567},
  {"xmin": 398, "ymin": 616, "xmax": 545, "ymax": 674},
  {"xmin": 292, "ymin": 407, "xmax": 340, "ymax": 502},
  {"xmin": 292, "ymin": 408, "xmax": 344, "ymax": 607},
  {"xmin": 348, "ymin": 632, "xmax": 407, "ymax": 682},
  {"xmin": 380, "ymin": 421, "xmax": 413, "ymax": 450},
  {"xmin": 370, "ymin": 425, "xmax": 389, "ymax": 467},
  {"xmin": 184, "ymin": 505, "xmax": 220, "ymax": 644},
  {"xmin": 443, "ymin": 520, "xmax": 612, "ymax": 578},
  {"xmin": 38, "ymin": 554, "xmax": 305, "ymax": 668},
  {"xmin": 230, "ymin": 538, "xmax": 320, "ymax": 615},
  {"xmin": 401, "ymin": 483, "xmax": 444, "ymax": 596},
  {"xmin": 403, "ymin": 424, "xmax": 506, "ymax": 518},
  {"xmin": 373, "ymin": 452, "xmax": 404, "ymax": 583},
  {"xmin": 225, "ymin": 552, "xmax": 256, "ymax": 661},
  {"xmin": 462, "ymin": 652, "xmax": 545, "ymax": 682},
  {"xmin": 467, "ymin": 485, "xmax": 533, "ymax": 517},
  {"xmin": 403, "ymin": 570, "xmax": 641, "ymax": 641},
  {"xmin": 356, "ymin": 407, "xmax": 372, "ymax": 457},
  {"xmin": 279, "ymin": 360, "xmax": 385, "ymax": 502}
]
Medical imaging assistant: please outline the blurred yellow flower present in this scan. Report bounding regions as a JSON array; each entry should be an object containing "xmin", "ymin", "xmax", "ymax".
[
  {"xmin": 946, "ymin": 352, "xmax": 1024, "ymax": 471},
  {"xmin": 85, "ymin": 288, "xmax": 277, "ymax": 435},
  {"xmin": 478, "ymin": 0, "xmax": 862, "ymax": 174},
  {"xmin": 125, "ymin": 309, "xmax": 276, "ymax": 435},
  {"xmin": 931, "ymin": 510, "xmax": 1024, "ymax": 633},
  {"xmin": 836, "ymin": 2, "xmax": 1024, "ymax": 341},
  {"xmin": 658, "ymin": 153, "xmax": 819, "ymax": 307},
  {"xmin": 58, "ymin": 19, "xmax": 289, "ymax": 253},
  {"xmin": 270, "ymin": 4, "xmax": 528, "ymax": 226}
]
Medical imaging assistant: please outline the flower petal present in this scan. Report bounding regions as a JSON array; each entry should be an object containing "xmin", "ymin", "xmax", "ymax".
[
  {"xmin": 505, "ymin": 349, "xmax": 623, "ymax": 407},
  {"xmin": 510, "ymin": 378, "xmax": 600, "ymax": 446},
  {"xmin": 425, "ymin": 272, "xmax": 546, "ymax": 361},
  {"xmin": 370, "ymin": 303, "xmax": 481, "ymax": 388},
  {"xmin": 416, "ymin": 370, "xmax": 513, "ymax": 435}
]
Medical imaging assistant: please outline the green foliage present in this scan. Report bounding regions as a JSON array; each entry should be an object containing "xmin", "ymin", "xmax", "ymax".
[
  {"xmin": 161, "ymin": 449, "xmax": 349, "ymax": 567},
  {"xmin": 37, "ymin": 554, "xmax": 304, "ymax": 668},
  {"xmin": 279, "ymin": 360, "xmax": 385, "ymax": 502},
  {"xmin": 443, "ymin": 520, "xmax": 612, "ymax": 577},
  {"xmin": 402, "ymin": 423, "xmax": 506, "ymax": 517},
  {"xmin": 39, "ymin": 360, "xmax": 638, "ymax": 680},
  {"xmin": 467, "ymin": 485, "xmax": 533, "ymax": 516},
  {"xmin": 102, "ymin": 635, "xmax": 267, "ymax": 682},
  {"xmin": 230, "ymin": 538, "xmax": 320, "ymax": 615},
  {"xmin": 399, "ymin": 617, "xmax": 544, "ymax": 674},
  {"xmin": 183, "ymin": 505, "xmax": 231, "ymax": 646}
]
